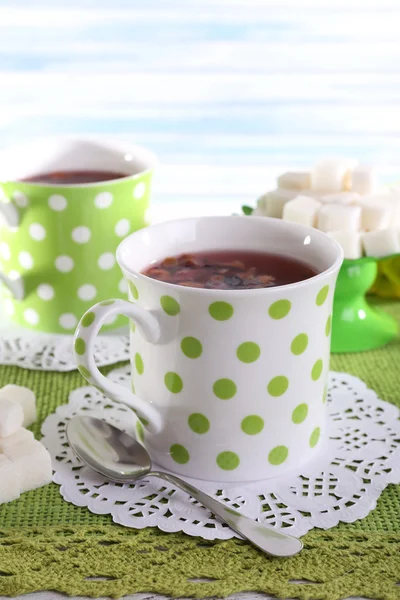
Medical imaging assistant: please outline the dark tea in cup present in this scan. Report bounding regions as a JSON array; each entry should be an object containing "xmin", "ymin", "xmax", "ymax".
[
  {"xmin": 142, "ymin": 250, "xmax": 318, "ymax": 290},
  {"xmin": 21, "ymin": 170, "xmax": 127, "ymax": 185}
]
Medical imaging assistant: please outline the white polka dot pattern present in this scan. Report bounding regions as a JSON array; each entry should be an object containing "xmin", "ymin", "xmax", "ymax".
[
  {"xmin": 37, "ymin": 284, "xmax": 55, "ymax": 301},
  {"xmin": 29, "ymin": 223, "xmax": 46, "ymax": 241},
  {"xmin": 24, "ymin": 308, "xmax": 39, "ymax": 325},
  {"xmin": 133, "ymin": 182, "xmax": 146, "ymax": 200},
  {"xmin": 78, "ymin": 284, "xmax": 97, "ymax": 301},
  {"xmin": 59, "ymin": 313, "xmax": 78, "ymax": 330},
  {"xmin": 12, "ymin": 191, "xmax": 28, "ymax": 207},
  {"xmin": 72, "ymin": 226, "xmax": 91, "ymax": 244},
  {"xmin": 48, "ymin": 194, "xmax": 67, "ymax": 211},
  {"xmin": 8, "ymin": 270, "xmax": 21, "ymax": 280},
  {"xmin": 0, "ymin": 242, "xmax": 10, "ymax": 260},
  {"xmin": 18, "ymin": 251, "xmax": 33, "ymax": 269},
  {"xmin": 94, "ymin": 191, "xmax": 113, "ymax": 208},
  {"xmin": 55, "ymin": 255, "xmax": 74, "ymax": 273},
  {"xmin": 118, "ymin": 278, "xmax": 128, "ymax": 294},
  {"xmin": 4, "ymin": 298, "xmax": 15, "ymax": 316},
  {"xmin": 115, "ymin": 219, "xmax": 130, "ymax": 237},
  {"xmin": 0, "ymin": 171, "xmax": 151, "ymax": 333},
  {"xmin": 98, "ymin": 252, "xmax": 115, "ymax": 270}
]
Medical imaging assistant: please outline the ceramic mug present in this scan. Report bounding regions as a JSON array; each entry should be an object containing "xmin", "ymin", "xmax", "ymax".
[
  {"xmin": 74, "ymin": 216, "xmax": 343, "ymax": 482},
  {"xmin": 0, "ymin": 138, "xmax": 156, "ymax": 333}
]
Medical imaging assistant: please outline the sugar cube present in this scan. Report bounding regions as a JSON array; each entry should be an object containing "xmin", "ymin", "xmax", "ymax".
[
  {"xmin": 282, "ymin": 195, "xmax": 321, "ymax": 227},
  {"xmin": 251, "ymin": 206, "xmax": 265, "ymax": 216},
  {"xmin": 256, "ymin": 189, "xmax": 299, "ymax": 218},
  {"xmin": 0, "ymin": 399, "xmax": 24, "ymax": 438},
  {"xmin": 320, "ymin": 192, "xmax": 360, "ymax": 205},
  {"xmin": 317, "ymin": 203, "xmax": 361, "ymax": 233},
  {"xmin": 277, "ymin": 171, "xmax": 311, "ymax": 190},
  {"xmin": 362, "ymin": 229, "xmax": 400, "ymax": 257},
  {"xmin": 0, "ymin": 427, "xmax": 34, "ymax": 451},
  {"xmin": 360, "ymin": 196, "xmax": 393, "ymax": 231},
  {"xmin": 311, "ymin": 158, "xmax": 357, "ymax": 193},
  {"xmin": 351, "ymin": 165, "xmax": 377, "ymax": 195},
  {"xmin": 4, "ymin": 440, "xmax": 52, "ymax": 494},
  {"xmin": 0, "ymin": 454, "xmax": 20, "ymax": 504},
  {"xmin": 0, "ymin": 385, "xmax": 37, "ymax": 427},
  {"xmin": 387, "ymin": 194, "xmax": 400, "ymax": 229},
  {"xmin": 326, "ymin": 231, "xmax": 363, "ymax": 260}
]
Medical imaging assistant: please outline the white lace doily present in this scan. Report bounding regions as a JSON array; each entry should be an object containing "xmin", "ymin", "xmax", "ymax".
[
  {"xmin": 42, "ymin": 365, "xmax": 400, "ymax": 539},
  {"xmin": 0, "ymin": 321, "xmax": 129, "ymax": 371}
]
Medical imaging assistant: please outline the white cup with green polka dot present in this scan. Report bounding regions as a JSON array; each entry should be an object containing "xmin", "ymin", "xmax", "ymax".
[
  {"xmin": 74, "ymin": 216, "xmax": 343, "ymax": 482},
  {"xmin": 0, "ymin": 138, "xmax": 156, "ymax": 333}
]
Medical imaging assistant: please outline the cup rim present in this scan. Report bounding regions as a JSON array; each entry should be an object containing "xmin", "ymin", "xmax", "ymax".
[
  {"xmin": 117, "ymin": 215, "xmax": 344, "ymax": 297},
  {"xmin": 0, "ymin": 136, "xmax": 158, "ymax": 188}
]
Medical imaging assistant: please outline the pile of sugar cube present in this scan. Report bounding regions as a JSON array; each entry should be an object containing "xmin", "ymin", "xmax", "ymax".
[
  {"xmin": 0, "ymin": 385, "xmax": 52, "ymax": 504},
  {"xmin": 253, "ymin": 158, "xmax": 400, "ymax": 259}
]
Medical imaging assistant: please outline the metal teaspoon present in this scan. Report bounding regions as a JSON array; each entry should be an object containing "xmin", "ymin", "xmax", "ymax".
[{"xmin": 66, "ymin": 416, "xmax": 303, "ymax": 557}]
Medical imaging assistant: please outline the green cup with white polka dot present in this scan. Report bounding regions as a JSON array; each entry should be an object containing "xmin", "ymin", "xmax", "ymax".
[
  {"xmin": 0, "ymin": 139, "xmax": 156, "ymax": 333},
  {"xmin": 74, "ymin": 216, "xmax": 343, "ymax": 482}
]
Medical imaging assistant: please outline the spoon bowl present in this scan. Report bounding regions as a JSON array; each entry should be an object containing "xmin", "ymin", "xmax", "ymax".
[{"xmin": 67, "ymin": 416, "xmax": 150, "ymax": 481}]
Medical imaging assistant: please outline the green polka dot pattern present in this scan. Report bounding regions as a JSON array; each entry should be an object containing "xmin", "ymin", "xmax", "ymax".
[
  {"xmin": 135, "ymin": 353, "xmax": 144, "ymax": 375},
  {"xmin": 311, "ymin": 359, "xmax": 323, "ymax": 381},
  {"xmin": 81, "ymin": 312, "xmax": 95, "ymax": 327},
  {"xmin": 237, "ymin": 342, "xmax": 261, "ymax": 363},
  {"xmin": 217, "ymin": 451, "xmax": 240, "ymax": 470},
  {"xmin": 0, "ymin": 173, "xmax": 151, "ymax": 333},
  {"xmin": 67, "ymin": 250, "xmax": 336, "ymax": 480},
  {"xmin": 268, "ymin": 299, "xmax": 291, "ymax": 319},
  {"xmin": 188, "ymin": 413, "xmax": 210, "ymax": 434},
  {"xmin": 136, "ymin": 421, "xmax": 144, "ymax": 443},
  {"xmin": 322, "ymin": 386, "xmax": 328, "ymax": 404},
  {"xmin": 267, "ymin": 376, "xmax": 289, "ymax": 397},
  {"xmin": 268, "ymin": 445, "xmax": 289, "ymax": 465},
  {"xmin": 74, "ymin": 338, "xmax": 86, "ymax": 356},
  {"xmin": 291, "ymin": 333, "xmax": 308, "ymax": 355},
  {"xmin": 130, "ymin": 321, "xmax": 136, "ymax": 333},
  {"xmin": 170, "ymin": 444, "xmax": 190, "ymax": 464},
  {"xmin": 213, "ymin": 379, "xmax": 237, "ymax": 400},
  {"xmin": 292, "ymin": 403, "xmax": 308, "ymax": 424},
  {"xmin": 326, "ymin": 315, "xmax": 332, "ymax": 336},
  {"xmin": 129, "ymin": 282, "xmax": 139, "ymax": 300},
  {"xmin": 208, "ymin": 301, "xmax": 233, "ymax": 321},
  {"xmin": 310, "ymin": 427, "xmax": 321, "ymax": 448},
  {"xmin": 99, "ymin": 300, "xmax": 115, "ymax": 306},
  {"xmin": 241, "ymin": 415, "xmax": 264, "ymax": 435},
  {"xmin": 78, "ymin": 365, "xmax": 92, "ymax": 380},
  {"xmin": 161, "ymin": 296, "xmax": 180, "ymax": 316},
  {"xmin": 165, "ymin": 372, "xmax": 183, "ymax": 394},
  {"xmin": 181, "ymin": 337, "xmax": 203, "ymax": 359},
  {"xmin": 316, "ymin": 285, "xmax": 329, "ymax": 306}
]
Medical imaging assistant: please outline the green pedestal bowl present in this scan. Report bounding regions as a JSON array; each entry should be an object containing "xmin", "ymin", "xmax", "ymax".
[
  {"xmin": 241, "ymin": 204, "xmax": 399, "ymax": 353},
  {"xmin": 332, "ymin": 257, "xmax": 398, "ymax": 353}
]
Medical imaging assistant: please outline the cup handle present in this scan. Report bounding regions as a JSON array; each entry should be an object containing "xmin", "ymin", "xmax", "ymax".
[
  {"xmin": 0, "ymin": 200, "xmax": 24, "ymax": 299},
  {"xmin": 0, "ymin": 201, "xmax": 19, "ymax": 228},
  {"xmin": 74, "ymin": 299, "xmax": 164, "ymax": 434},
  {"xmin": 0, "ymin": 273, "xmax": 24, "ymax": 300}
]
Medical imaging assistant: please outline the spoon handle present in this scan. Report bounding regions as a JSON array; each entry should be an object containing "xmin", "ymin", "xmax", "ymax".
[{"xmin": 149, "ymin": 470, "xmax": 302, "ymax": 557}]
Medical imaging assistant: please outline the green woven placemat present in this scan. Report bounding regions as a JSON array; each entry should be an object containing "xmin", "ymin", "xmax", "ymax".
[{"xmin": 0, "ymin": 300, "xmax": 399, "ymax": 599}]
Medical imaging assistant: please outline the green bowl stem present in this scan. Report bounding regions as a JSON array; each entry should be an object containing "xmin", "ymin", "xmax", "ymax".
[{"xmin": 332, "ymin": 261, "xmax": 397, "ymax": 353}]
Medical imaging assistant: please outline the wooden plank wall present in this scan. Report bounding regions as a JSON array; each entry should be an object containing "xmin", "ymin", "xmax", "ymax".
[{"xmin": 0, "ymin": 0, "xmax": 399, "ymax": 217}]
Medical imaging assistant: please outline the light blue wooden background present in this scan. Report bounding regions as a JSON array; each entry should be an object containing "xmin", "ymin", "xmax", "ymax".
[{"xmin": 0, "ymin": 0, "xmax": 399, "ymax": 218}]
